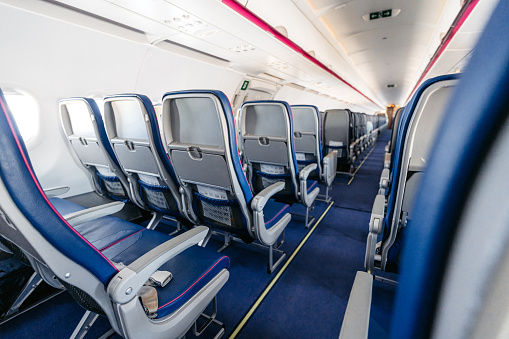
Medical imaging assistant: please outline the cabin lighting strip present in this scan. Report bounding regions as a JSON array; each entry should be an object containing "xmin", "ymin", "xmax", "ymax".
[
  {"xmin": 221, "ymin": 0, "xmax": 381, "ymax": 109},
  {"xmin": 228, "ymin": 201, "xmax": 335, "ymax": 339},
  {"xmin": 406, "ymin": 0, "xmax": 479, "ymax": 102}
]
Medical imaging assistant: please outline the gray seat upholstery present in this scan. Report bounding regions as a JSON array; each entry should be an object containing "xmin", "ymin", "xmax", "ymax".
[
  {"xmin": 323, "ymin": 108, "xmax": 356, "ymax": 173},
  {"xmin": 59, "ymin": 98, "xmax": 130, "ymax": 202},
  {"xmin": 103, "ymin": 94, "xmax": 192, "ymax": 229},
  {"xmin": 291, "ymin": 105, "xmax": 337, "ymax": 202},
  {"xmin": 240, "ymin": 100, "xmax": 320, "ymax": 228}
]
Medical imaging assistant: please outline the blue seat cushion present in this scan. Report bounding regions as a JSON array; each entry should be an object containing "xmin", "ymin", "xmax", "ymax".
[
  {"xmin": 307, "ymin": 180, "xmax": 318, "ymax": 194},
  {"xmin": 102, "ymin": 230, "xmax": 229, "ymax": 318},
  {"xmin": 264, "ymin": 200, "xmax": 290, "ymax": 229},
  {"xmin": 49, "ymin": 197, "xmax": 143, "ymax": 251},
  {"xmin": 49, "ymin": 197, "xmax": 229, "ymax": 319}
]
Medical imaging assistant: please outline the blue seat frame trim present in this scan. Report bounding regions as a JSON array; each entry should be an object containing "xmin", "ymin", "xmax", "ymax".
[
  {"xmin": 0, "ymin": 90, "xmax": 119, "ymax": 284},
  {"xmin": 391, "ymin": 3, "xmax": 509, "ymax": 337}
]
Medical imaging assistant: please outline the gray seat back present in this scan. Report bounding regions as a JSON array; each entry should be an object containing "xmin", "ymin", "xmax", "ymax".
[
  {"xmin": 161, "ymin": 90, "xmax": 255, "ymax": 240},
  {"xmin": 239, "ymin": 101, "xmax": 299, "ymax": 201},
  {"xmin": 323, "ymin": 109, "xmax": 351, "ymax": 161},
  {"xmin": 59, "ymin": 98, "xmax": 130, "ymax": 201},
  {"xmin": 291, "ymin": 105, "xmax": 322, "ymax": 176},
  {"xmin": 103, "ymin": 95, "xmax": 183, "ymax": 217}
]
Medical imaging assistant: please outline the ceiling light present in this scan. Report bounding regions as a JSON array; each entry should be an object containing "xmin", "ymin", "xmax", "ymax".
[{"xmin": 197, "ymin": 29, "xmax": 218, "ymax": 38}]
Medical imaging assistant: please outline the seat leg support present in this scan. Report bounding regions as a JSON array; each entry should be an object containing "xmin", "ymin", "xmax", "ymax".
[
  {"xmin": 70, "ymin": 310, "xmax": 99, "ymax": 339},
  {"xmin": 216, "ymin": 232, "xmax": 232, "ymax": 253},
  {"xmin": 268, "ymin": 243, "xmax": 286, "ymax": 274},
  {"xmin": 5, "ymin": 272, "xmax": 43, "ymax": 317},
  {"xmin": 146, "ymin": 212, "xmax": 163, "ymax": 230},
  {"xmin": 193, "ymin": 297, "xmax": 225, "ymax": 339},
  {"xmin": 305, "ymin": 206, "xmax": 316, "ymax": 229}
]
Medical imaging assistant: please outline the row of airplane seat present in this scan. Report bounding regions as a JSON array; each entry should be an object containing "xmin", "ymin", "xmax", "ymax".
[
  {"xmin": 60, "ymin": 92, "xmax": 295, "ymax": 274},
  {"xmin": 340, "ymin": 2, "xmax": 509, "ymax": 337},
  {"xmin": 366, "ymin": 74, "xmax": 458, "ymax": 275},
  {"xmin": 340, "ymin": 73, "xmax": 464, "ymax": 338},
  {"xmin": 322, "ymin": 109, "xmax": 387, "ymax": 175},
  {"xmin": 0, "ymin": 89, "xmax": 230, "ymax": 339}
]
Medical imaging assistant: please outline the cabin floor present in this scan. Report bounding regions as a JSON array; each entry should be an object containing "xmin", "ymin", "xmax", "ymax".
[{"xmin": 0, "ymin": 131, "xmax": 395, "ymax": 339}]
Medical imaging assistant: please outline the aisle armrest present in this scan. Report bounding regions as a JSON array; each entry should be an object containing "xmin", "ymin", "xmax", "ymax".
[{"xmin": 339, "ymin": 271, "xmax": 373, "ymax": 339}]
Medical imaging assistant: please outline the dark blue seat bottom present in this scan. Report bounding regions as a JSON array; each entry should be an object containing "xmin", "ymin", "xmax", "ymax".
[{"xmin": 50, "ymin": 197, "xmax": 229, "ymax": 318}]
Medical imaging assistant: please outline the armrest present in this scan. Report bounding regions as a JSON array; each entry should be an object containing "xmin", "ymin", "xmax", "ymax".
[
  {"xmin": 323, "ymin": 151, "xmax": 338, "ymax": 186},
  {"xmin": 63, "ymin": 201, "xmax": 124, "ymax": 227},
  {"xmin": 384, "ymin": 153, "xmax": 391, "ymax": 169},
  {"xmin": 299, "ymin": 163, "xmax": 317, "ymax": 181},
  {"xmin": 251, "ymin": 182, "xmax": 285, "ymax": 212},
  {"xmin": 108, "ymin": 226, "xmax": 209, "ymax": 304},
  {"xmin": 379, "ymin": 168, "xmax": 390, "ymax": 189},
  {"xmin": 44, "ymin": 186, "xmax": 70, "ymax": 198},
  {"xmin": 369, "ymin": 195, "xmax": 385, "ymax": 234},
  {"xmin": 338, "ymin": 271, "xmax": 373, "ymax": 339}
]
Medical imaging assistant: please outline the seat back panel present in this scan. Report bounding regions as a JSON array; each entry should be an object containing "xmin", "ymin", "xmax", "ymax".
[
  {"xmin": 112, "ymin": 142, "xmax": 160, "ymax": 175},
  {"xmin": 70, "ymin": 139, "xmax": 109, "ymax": 167},
  {"xmin": 244, "ymin": 139, "xmax": 289, "ymax": 166},
  {"xmin": 171, "ymin": 150, "xmax": 231, "ymax": 190},
  {"xmin": 294, "ymin": 134, "xmax": 317, "ymax": 154}
]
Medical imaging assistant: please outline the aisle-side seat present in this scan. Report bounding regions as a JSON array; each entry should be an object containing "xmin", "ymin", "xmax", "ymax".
[
  {"xmin": 103, "ymin": 94, "xmax": 193, "ymax": 230},
  {"xmin": 342, "ymin": 3, "xmax": 509, "ymax": 337},
  {"xmin": 161, "ymin": 90, "xmax": 291, "ymax": 273},
  {"xmin": 239, "ymin": 100, "xmax": 320, "ymax": 228},
  {"xmin": 365, "ymin": 74, "xmax": 459, "ymax": 275},
  {"xmin": 0, "ymin": 89, "xmax": 229, "ymax": 339},
  {"xmin": 291, "ymin": 105, "xmax": 337, "ymax": 202},
  {"xmin": 59, "ymin": 98, "xmax": 131, "ymax": 202}
]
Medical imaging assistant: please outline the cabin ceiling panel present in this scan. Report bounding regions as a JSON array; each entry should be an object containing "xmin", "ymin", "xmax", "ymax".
[{"xmin": 11, "ymin": 0, "xmax": 496, "ymax": 110}]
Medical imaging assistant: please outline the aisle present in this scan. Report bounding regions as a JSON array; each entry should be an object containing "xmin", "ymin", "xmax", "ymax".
[{"xmin": 234, "ymin": 131, "xmax": 392, "ymax": 338}]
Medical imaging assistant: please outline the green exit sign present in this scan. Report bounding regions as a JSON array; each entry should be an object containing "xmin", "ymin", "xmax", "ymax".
[
  {"xmin": 370, "ymin": 9, "xmax": 392, "ymax": 20},
  {"xmin": 241, "ymin": 80, "xmax": 249, "ymax": 90}
]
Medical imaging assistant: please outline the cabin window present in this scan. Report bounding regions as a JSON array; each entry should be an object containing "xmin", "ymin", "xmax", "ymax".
[{"xmin": 4, "ymin": 90, "xmax": 39, "ymax": 142}]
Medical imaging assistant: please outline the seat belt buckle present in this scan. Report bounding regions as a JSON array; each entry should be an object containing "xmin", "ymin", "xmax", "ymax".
[{"xmin": 149, "ymin": 271, "xmax": 173, "ymax": 288}]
